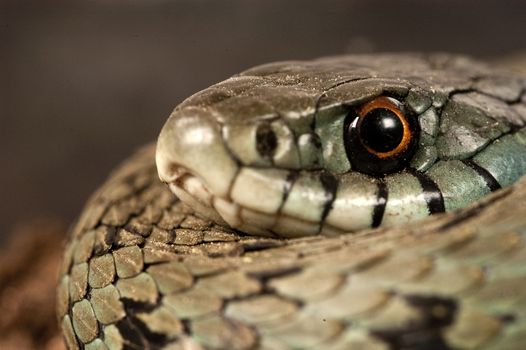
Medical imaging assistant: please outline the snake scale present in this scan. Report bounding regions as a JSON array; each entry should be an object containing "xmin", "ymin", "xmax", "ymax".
[{"xmin": 57, "ymin": 54, "xmax": 526, "ymax": 350}]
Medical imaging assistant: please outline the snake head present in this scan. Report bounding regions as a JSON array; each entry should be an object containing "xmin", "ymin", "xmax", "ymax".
[{"xmin": 157, "ymin": 54, "xmax": 526, "ymax": 238}]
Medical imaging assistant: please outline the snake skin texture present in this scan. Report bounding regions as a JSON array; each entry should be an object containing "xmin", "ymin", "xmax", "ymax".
[
  {"xmin": 156, "ymin": 53, "xmax": 526, "ymax": 237},
  {"xmin": 58, "ymin": 54, "xmax": 526, "ymax": 350}
]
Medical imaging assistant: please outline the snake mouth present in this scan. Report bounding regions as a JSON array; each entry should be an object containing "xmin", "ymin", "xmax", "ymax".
[
  {"xmin": 161, "ymin": 164, "xmax": 349, "ymax": 238},
  {"xmin": 162, "ymin": 165, "xmax": 230, "ymax": 229}
]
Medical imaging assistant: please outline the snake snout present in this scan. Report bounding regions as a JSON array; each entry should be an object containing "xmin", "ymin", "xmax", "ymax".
[
  {"xmin": 156, "ymin": 107, "xmax": 238, "ymax": 198},
  {"xmin": 156, "ymin": 107, "xmax": 241, "ymax": 226}
]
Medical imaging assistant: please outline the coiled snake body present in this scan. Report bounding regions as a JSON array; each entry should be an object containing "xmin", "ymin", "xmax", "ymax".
[{"xmin": 58, "ymin": 54, "xmax": 526, "ymax": 350}]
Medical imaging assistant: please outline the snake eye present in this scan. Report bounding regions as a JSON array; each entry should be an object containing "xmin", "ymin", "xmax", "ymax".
[{"xmin": 344, "ymin": 96, "xmax": 419, "ymax": 175}]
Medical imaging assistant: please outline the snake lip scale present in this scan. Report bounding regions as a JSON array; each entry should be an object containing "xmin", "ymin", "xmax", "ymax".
[{"xmin": 59, "ymin": 54, "xmax": 526, "ymax": 350}]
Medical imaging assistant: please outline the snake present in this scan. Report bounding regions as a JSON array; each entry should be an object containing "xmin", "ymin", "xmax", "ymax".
[{"xmin": 57, "ymin": 54, "xmax": 526, "ymax": 350}]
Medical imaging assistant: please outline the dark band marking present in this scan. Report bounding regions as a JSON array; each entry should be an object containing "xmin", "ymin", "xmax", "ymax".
[
  {"xmin": 277, "ymin": 171, "xmax": 299, "ymax": 215},
  {"xmin": 372, "ymin": 178, "xmax": 388, "ymax": 228},
  {"xmin": 115, "ymin": 318, "xmax": 147, "ymax": 350},
  {"xmin": 370, "ymin": 294, "xmax": 458, "ymax": 350},
  {"xmin": 118, "ymin": 299, "xmax": 171, "ymax": 349},
  {"xmin": 408, "ymin": 169, "xmax": 445, "ymax": 214},
  {"xmin": 319, "ymin": 171, "xmax": 339, "ymax": 222},
  {"xmin": 462, "ymin": 159, "xmax": 502, "ymax": 192},
  {"xmin": 282, "ymin": 171, "xmax": 299, "ymax": 203},
  {"xmin": 498, "ymin": 313, "xmax": 517, "ymax": 324}
]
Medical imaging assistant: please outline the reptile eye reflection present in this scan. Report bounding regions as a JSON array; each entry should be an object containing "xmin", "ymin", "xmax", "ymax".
[{"xmin": 345, "ymin": 96, "xmax": 419, "ymax": 175}]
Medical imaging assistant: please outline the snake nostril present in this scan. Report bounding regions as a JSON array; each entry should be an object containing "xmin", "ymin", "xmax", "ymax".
[{"xmin": 256, "ymin": 123, "xmax": 278, "ymax": 159}]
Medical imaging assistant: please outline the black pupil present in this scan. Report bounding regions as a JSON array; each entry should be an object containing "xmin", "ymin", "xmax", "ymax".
[{"xmin": 359, "ymin": 108, "xmax": 404, "ymax": 153}]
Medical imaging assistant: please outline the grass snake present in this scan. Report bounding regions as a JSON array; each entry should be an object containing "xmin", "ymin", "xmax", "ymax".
[{"xmin": 58, "ymin": 54, "xmax": 526, "ymax": 350}]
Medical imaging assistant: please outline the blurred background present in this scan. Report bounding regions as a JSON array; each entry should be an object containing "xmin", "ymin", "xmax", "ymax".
[
  {"xmin": 2, "ymin": 0, "xmax": 526, "ymax": 240},
  {"xmin": 1, "ymin": 0, "xmax": 526, "ymax": 348}
]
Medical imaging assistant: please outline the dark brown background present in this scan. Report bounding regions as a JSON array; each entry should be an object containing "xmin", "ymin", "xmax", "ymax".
[{"xmin": 2, "ymin": 0, "xmax": 526, "ymax": 242}]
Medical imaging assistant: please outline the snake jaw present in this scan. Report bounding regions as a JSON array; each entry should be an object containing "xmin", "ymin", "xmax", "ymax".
[
  {"xmin": 166, "ymin": 171, "xmax": 229, "ymax": 227},
  {"xmin": 159, "ymin": 162, "xmax": 281, "ymax": 237}
]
